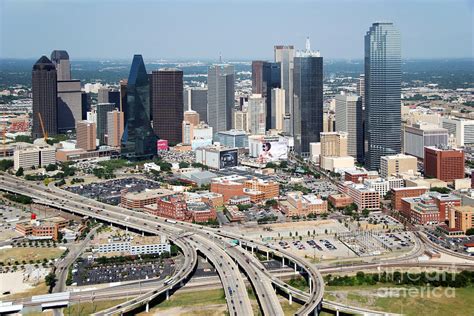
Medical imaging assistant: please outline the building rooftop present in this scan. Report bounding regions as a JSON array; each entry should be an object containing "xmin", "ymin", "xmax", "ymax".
[{"xmin": 123, "ymin": 188, "xmax": 173, "ymax": 200}]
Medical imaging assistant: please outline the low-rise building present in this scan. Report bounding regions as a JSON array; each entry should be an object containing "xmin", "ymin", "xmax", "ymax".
[
  {"xmin": 448, "ymin": 205, "xmax": 474, "ymax": 233},
  {"xmin": 13, "ymin": 143, "xmax": 56, "ymax": 170},
  {"xmin": 15, "ymin": 215, "xmax": 68, "ymax": 241},
  {"xmin": 210, "ymin": 179, "xmax": 244, "ymax": 202},
  {"xmin": 400, "ymin": 195, "xmax": 440, "ymax": 225},
  {"xmin": 391, "ymin": 187, "xmax": 428, "ymax": 211},
  {"xmin": 243, "ymin": 178, "xmax": 279, "ymax": 200},
  {"xmin": 225, "ymin": 205, "xmax": 246, "ymax": 222},
  {"xmin": 120, "ymin": 188, "xmax": 174, "ymax": 210},
  {"xmin": 93, "ymin": 235, "xmax": 170, "ymax": 256},
  {"xmin": 363, "ymin": 177, "xmax": 404, "ymax": 198},
  {"xmin": 344, "ymin": 169, "xmax": 368, "ymax": 184},
  {"xmin": 228, "ymin": 195, "xmax": 251, "ymax": 205},
  {"xmin": 280, "ymin": 191, "xmax": 327, "ymax": 217},
  {"xmin": 328, "ymin": 194, "xmax": 353, "ymax": 209},
  {"xmin": 380, "ymin": 154, "xmax": 417, "ymax": 179},
  {"xmin": 340, "ymin": 182, "xmax": 380, "ymax": 211}
]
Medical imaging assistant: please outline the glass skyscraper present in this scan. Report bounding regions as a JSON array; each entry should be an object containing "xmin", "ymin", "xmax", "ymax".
[
  {"xmin": 364, "ymin": 22, "xmax": 401, "ymax": 170},
  {"xmin": 207, "ymin": 64, "xmax": 235, "ymax": 134},
  {"xmin": 293, "ymin": 40, "xmax": 323, "ymax": 155},
  {"xmin": 121, "ymin": 55, "xmax": 157, "ymax": 159}
]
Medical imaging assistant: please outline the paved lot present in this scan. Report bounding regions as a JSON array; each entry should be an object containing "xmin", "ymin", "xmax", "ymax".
[
  {"xmin": 72, "ymin": 257, "xmax": 174, "ymax": 285},
  {"xmin": 66, "ymin": 178, "xmax": 161, "ymax": 205}
]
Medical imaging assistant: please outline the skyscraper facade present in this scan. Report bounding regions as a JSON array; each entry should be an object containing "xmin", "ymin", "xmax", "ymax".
[
  {"xmin": 50, "ymin": 50, "xmax": 71, "ymax": 81},
  {"xmin": 271, "ymin": 88, "xmax": 285, "ymax": 131},
  {"xmin": 32, "ymin": 56, "xmax": 57, "ymax": 140},
  {"xmin": 76, "ymin": 120, "xmax": 96, "ymax": 151},
  {"xmin": 251, "ymin": 61, "xmax": 265, "ymax": 94},
  {"xmin": 274, "ymin": 45, "xmax": 294, "ymax": 133},
  {"xmin": 293, "ymin": 41, "xmax": 323, "ymax": 155},
  {"xmin": 151, "ymin": 68, "xmax": 184, "ymax": 144},
  {"xmin": 247, "ymin": 95, "xmax": 266, "ymax": 135},
  {"xmin": 364, "ymin": 22, "xmax": 401, "ymax": 170},
  {"xmin": 121, "ymin": 55, "xmax": 157, "ymax": 158},
  {"xmin": 107, "ymin": 110, "xmax": 124, "ymax": 147},
  {"xmin": 96, "ymin": 103, "xmax": 116, "ymax": 145},
  {"xmin": 262, "ymin": 62, "xmax": 281, "ymax": 129},
  {"xmin": 57, "ymin": 80, "xmax": 82, "ymax": 132},
  {"xmin": 207, "ymin": 64, "xmax": 235, "ymax": 134},
  {"xmin": 335, "ymin": 94, "xmax": 363, "ymax": 162},
  {"xmin": 186, "ymin": 88, "xmax": 208, "ymax": 123}
]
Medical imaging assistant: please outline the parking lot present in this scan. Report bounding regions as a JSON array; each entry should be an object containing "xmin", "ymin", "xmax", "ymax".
[
  {"xmin": 66, "ymin": 178, "xmax": 161, "ymax": 205},
  {"xmin": 72, "ymin": 257, "xmax": 174, "ymax": 285},
  {"xmin": 426, "ymin": 230, "xmax": 474, "ymax": 256}
]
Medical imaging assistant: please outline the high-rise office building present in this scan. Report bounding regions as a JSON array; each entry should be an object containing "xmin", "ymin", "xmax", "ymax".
[
  {"xmin": 251, "ymin": 61, "xmax": 265, "ymax": 94},
  {"xmin": 233, "ymin": 110, "xmax": 248, "ymax": 132},
  {"xmin": 121, "ymin": 55, "xmax": 157, "ymax": 158},
  {"xmin": 57, "ymin": 80, "xmax": 82, "ymax": 132},
  {"xmin": 107, "ymin": 110, "xmax": 124, "ymax": 147},
  {"xmin": 274, "ymin": 45, "xmax": 294, "ymax": 132},
  {"xmin": 293, "ymin": 39, "xmax": 323, "ymax": 155},
  {"xmin": 32, "ymin": 56, "xmax": 57, "ymax": 140},
  {"xmin": 50, "ymin": 50, "xmax": 71, "ymax": 81},
  {"xmin": 364, "ymin": 22, "xmax": 401, "ymax": 170},
  {"xmin": 320, "ymin": 132, "xmax": 348, "ymax": 157},
  {"xmin": 119, "ymin": 79, "xmax": 127, "ymax": 111},
  {"xmin": 98, "ymin": 87, "xmax": 121, "ymax": 108},
  {"xmin": 151, "ymin": 68, "xmax": 184, "ymax": 144},
  {"xmin": 182, "ymin": 110, "xmax": 200, "ymax": 145},
  {"xmin": 424, "ymin": 146, "xmax": 464, "ymax": 182},
  {"xmin": 262, "ymin": 62, "xmax": 281, "ymax": 129},
  {"xmin": 247, "ymin": 95, "xmax": 266, "ymax": 135},
  {"xmin": 251, "ymin": 61, "xmax": 281, "ymax": 129},
  {"xmin": 185, "ymin": 88, "xmax": 208, "ymax": 123},
  {"xmin": 96, "ymin": 103, "xmax": 116, "ymax": 145},
  {"xmin": 271, "ymin": 88, "xmax": 285, "ymax": 131},
  {"xmin": 76, "ymin": 120, "xmax": 96, "ymax": 151},
  {"xmin": 441, "ymin": 117, "xmax": 474, "ymax": 147},
  {"xmin": 403, "ymin": 123, "xmax": 448, "ymax": 159},
  {"xmin": 335, "ymin": 94, "xmax": 363, "ymax": 161},
  {"xmin": 207, "ymin": 64, "xmax": 235, "ymax": 134},
  {"xmin": 81, "ymin": 91, "xmax": 91, "ymax": 120},
  {"xmin": 356, "ymin": 74, "xmax": 365, "ymax": 106},
  {"xmin": 184, "ymin": 110, "xmax": 200, "ymax": 126}
]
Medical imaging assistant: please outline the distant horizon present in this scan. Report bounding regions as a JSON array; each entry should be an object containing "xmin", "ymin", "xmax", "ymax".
[
  {"xmin": 1, "ymin": 0, "xmax": 472, "ymax": 60},
  {"xmin": 2, "ymin": 57, "xmax": 473, "ymax": 63}
]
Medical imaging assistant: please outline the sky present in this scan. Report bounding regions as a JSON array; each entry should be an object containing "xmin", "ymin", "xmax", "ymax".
[{"xmin": 0, "ymin": 0, "xmax": 473, "ymax": 60}]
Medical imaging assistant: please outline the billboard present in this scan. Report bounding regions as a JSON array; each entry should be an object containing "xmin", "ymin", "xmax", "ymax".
[
  {"xmin": 157, "ymin": 139, "xmax": 169, "ymax": 151},
  {"xmin": 257, "ymin": 138, "xmax": 288, "ymax": 163},
  {"xmin": 219, "ymin": 149, "xmax": 238, "ymax": 169}
]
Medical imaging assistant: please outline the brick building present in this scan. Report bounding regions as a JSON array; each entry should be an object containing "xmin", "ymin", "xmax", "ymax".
[
  {"xmin": 391, "ymin": 187, "xmax": 428, "ymax": 211},
  {"xmin": 424, "ymin": 146, "xmax": 464, "ymax": 182}
]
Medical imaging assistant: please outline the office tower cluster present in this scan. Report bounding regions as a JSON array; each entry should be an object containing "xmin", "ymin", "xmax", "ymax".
[{"xmin": 31, "ymin": 21, "xmax": 402, "ymax": 164}]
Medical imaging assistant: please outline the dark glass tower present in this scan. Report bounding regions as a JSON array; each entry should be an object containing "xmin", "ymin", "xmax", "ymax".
[
  {"xmin": 32, "ymin": 56, "xmax": 58, "ymax": 140},
  {"xmin": 151, "ymin": 68, "xmax": 184, "ymax": 145},
  {"xmin": 293, "ymin": 41, "xmax": 323, "ymax": 155},
  {"xmin": 262, "ymin": 62, "xmax": 281, "ymax": 129},
  {"xmin": 121, "ymin": 55, "xmax": 157, "ymax": 159},
  {"xmin": 364, "ymin": 22, "xmax": 401, "ymax": 170}
]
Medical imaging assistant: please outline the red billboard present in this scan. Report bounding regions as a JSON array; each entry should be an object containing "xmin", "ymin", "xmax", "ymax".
[{"xmin": 157, "ymin": 139, "xmax": 169, "ymax": 151}]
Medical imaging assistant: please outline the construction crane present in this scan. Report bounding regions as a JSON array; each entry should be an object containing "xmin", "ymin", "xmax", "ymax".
[{"xmin": 37, "ymin": 112, "xmax": 48, "ymax": 142}]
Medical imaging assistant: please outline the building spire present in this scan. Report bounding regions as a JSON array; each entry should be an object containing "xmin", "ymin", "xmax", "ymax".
[{"xmin": 305, "ymin": 37, "xmax": 311, "ymax": 52}]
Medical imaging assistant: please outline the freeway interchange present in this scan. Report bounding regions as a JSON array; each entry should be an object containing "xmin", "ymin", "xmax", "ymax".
[
  {"xmin": 1, "ymin": 173, "xmax": 473, "ymax": 316},
  {"xmin": 0, "ymin": 173, "xmax": 323, "ymax": 316}
]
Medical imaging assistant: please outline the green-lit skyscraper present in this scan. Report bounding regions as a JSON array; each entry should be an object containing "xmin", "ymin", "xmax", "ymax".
[
  {"xmin": 364, "ymin": 22, "xmax": 401, "ymax": 170},
  {"xmin": 121, "ymin": 55, "xmax": 157, "ymax": 159}
]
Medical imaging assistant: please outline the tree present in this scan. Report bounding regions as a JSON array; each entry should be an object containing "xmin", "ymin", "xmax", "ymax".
[
  {"xmin": 362, "ymin": 209, "xmax": 370, "ymax": 217},
  {"xmin": 45, "ymin": 272, "xmax": 57, "ymax": 289},
  {"xmin": 15, "ymin": 167, "xmax": 24, "ymax": 177},
  {"xmin": 45, "ymin": 164, "xmax": 58, "ymax": 172},
  {"xmin": 0, "ymin": 159, "xmax": 13, "ymax": 171},
  {"xmin": 430, "ymin": 187, "xmax": 451, "ymax": 194},
  {"xmin": 178, "ymin": 161, "xmax": 190, "ymax": 169},
  {"xmin": 466, "ymin": 228, "xmax": 474, "ymax": 236}
]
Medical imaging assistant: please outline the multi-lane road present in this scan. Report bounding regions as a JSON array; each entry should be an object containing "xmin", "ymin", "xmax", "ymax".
[{"xmin": 0, "ymin": 173, "xmax": 324, "ymax": 315}]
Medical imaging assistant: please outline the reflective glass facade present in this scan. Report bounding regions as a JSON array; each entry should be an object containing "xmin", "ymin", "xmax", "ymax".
[
  {"xmin": 121, "ymin": 55, "xmax": 157, "ymax": 159},
  {"xmin": 364, "ymin": 22, "xmax": 401, "ymax": 170},
  {"xmin": 293, "ymin": 56, "xmax": 323, "ymax": 155}
]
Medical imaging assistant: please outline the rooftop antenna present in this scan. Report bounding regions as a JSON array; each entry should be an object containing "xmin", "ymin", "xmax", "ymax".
[
  {"xmin": 219, "ymin": 52, "xmax": 222, "ymax": 64},
  {"xmin": 305, "ymin": 37, "xmax": 311, "ymax": 52}
]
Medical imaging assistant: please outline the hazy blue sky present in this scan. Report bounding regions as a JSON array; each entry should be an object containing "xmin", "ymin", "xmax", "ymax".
[{"xmin": 1, "ymin": 0, "xmax": 472, "ymax": 60}]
